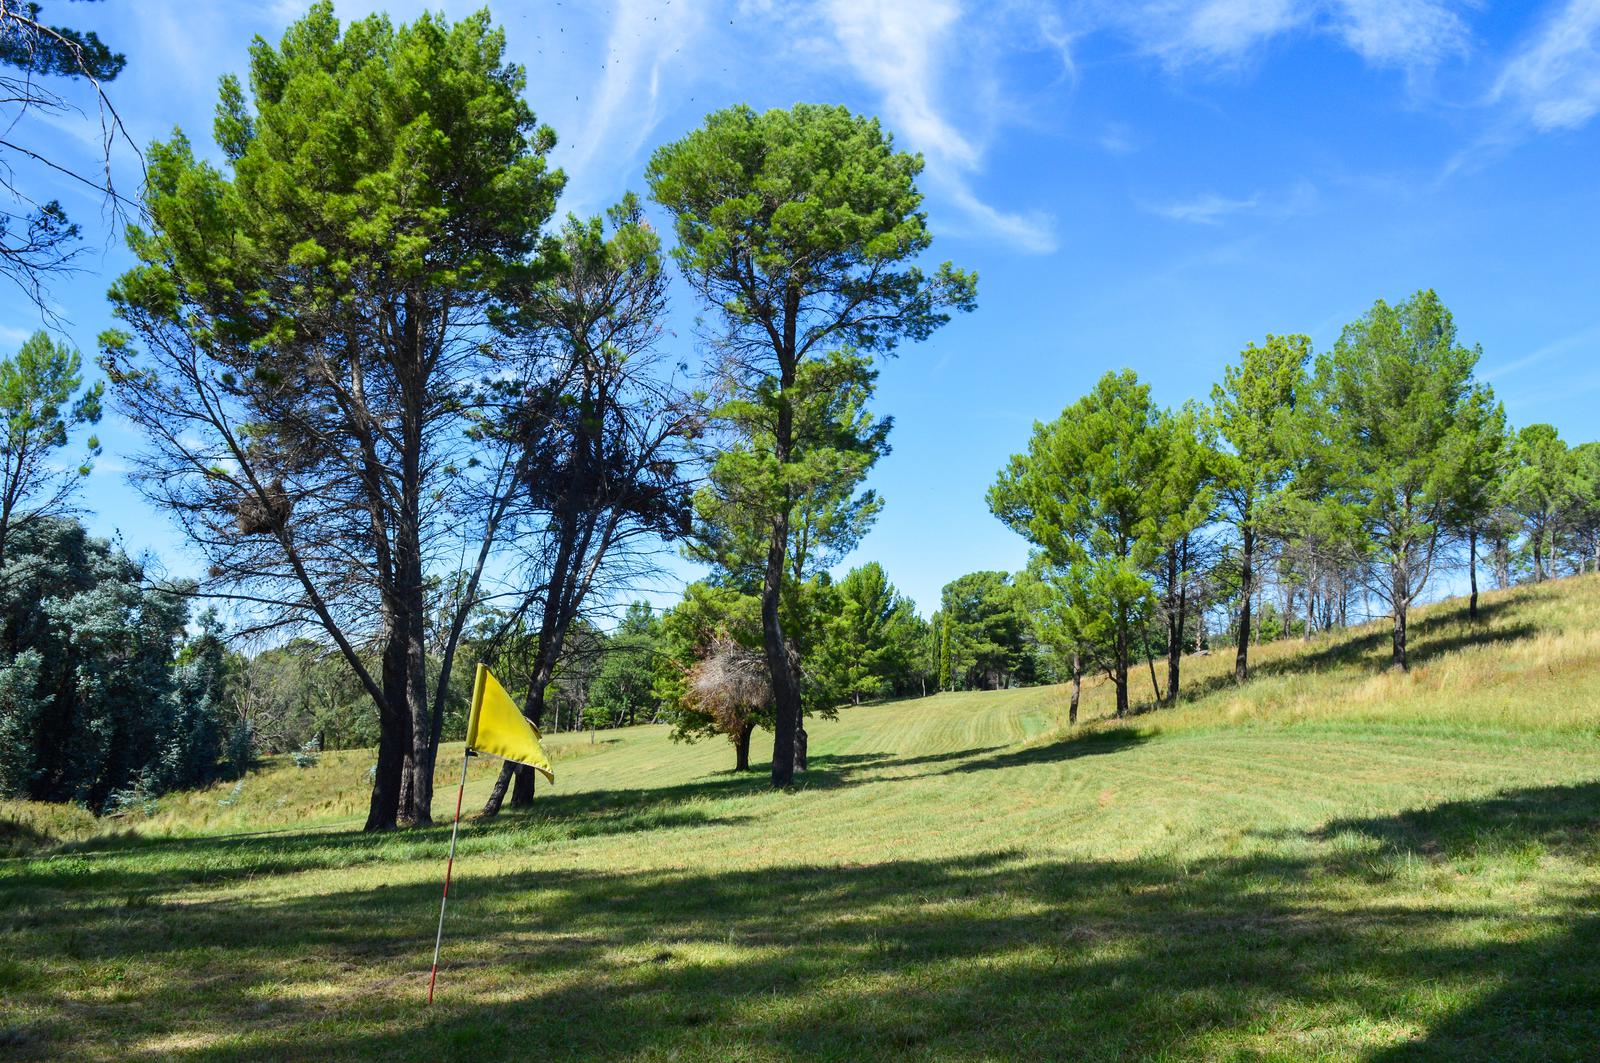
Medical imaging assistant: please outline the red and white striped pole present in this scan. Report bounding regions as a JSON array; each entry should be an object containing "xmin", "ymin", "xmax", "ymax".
[{"xmin": 428, "ymin": 749, "xmax": 472, "ymax": 1005}]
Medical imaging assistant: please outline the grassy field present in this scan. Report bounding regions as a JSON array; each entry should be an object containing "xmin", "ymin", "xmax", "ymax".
[{"xmin": 3, "ymin": 576, "xmax": 1600, "ymax": 1060}]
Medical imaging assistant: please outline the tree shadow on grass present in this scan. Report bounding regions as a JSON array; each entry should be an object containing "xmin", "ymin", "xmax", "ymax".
[
  {"xmin": 933, "ymin": 726, "xmax": 1148, "ymax": 776},
  {"xmin": 1317, "ymin": 780, "xmax": 1600, "ymax": 855},
  {"xmin": 1314, "ymin": 782, "xmax": 1600, "ymax": 1061},
  {"xmin": 6, "ymin": 780, "xmax": 1600, "ymax": 1059},
  {"xmin": 6, "ymin": 745, "xmax": 1008, "ymax": 898},
  {"xmin": 1176, "ymin": 596, "xmax": 1539, "ymax": 707},
  {"xmin": 5, "ymin": 782, "xmax": 764, "ymax": 898}
]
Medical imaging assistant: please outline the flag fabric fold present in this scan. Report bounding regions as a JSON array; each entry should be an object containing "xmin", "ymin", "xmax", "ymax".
[{"xmin": 465, "ymin": 663, "xmax": 554, "ymax": 782}]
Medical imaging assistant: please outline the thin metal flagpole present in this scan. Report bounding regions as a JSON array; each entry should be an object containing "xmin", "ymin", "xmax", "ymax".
[{"xmin": 428, "ymin": 748, "xmax": 472, "ymax": 1005}]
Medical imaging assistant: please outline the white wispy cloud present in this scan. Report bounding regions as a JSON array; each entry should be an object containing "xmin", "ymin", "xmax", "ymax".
[
  {"xmin": 0, "ymin": 323, "xmax": 36, "ymax": 347},
  {"xmin": 1094, "ymin": 0, "xmax": 1469, "ymax": 70},
  {"xmin": 1328, "ymin": 0, "xmax": 1469, "ymax": 66},
  {"xmin": 1146, "ymin": 191, "xmax": 1264, "ymax": 225},
  {"xmin": 1099, "ymin": 122, "xmax": 1137, "ymax": 155},
  {"xmin": 941, "ymin": 183, "xmax": 1058, "ymax": 254},
  {"xmin": 820, "ymin": 0, "xmax": 1060, "ymax": 254},
  {"xmin": 1142, "ymin": 181, "xmax": 1317, "ymax": 225},
  {"xmin": 824, "ymin": 0, "xmax": 974, "ymax": 165},
  {"xmin": 1492, "ymin": 0, "xmax": 1600, "ymax": 131},
  {"xmin": 1481, "ymin": 321, "xmax": 1600, "ymax": 381},
  {"xmin": 560, "ymin": 0, "xmax": 705, "ymax": 211},
  {"xmin": 1135, "ymin": 0, "xmax": 1307, "ymax": 67}
]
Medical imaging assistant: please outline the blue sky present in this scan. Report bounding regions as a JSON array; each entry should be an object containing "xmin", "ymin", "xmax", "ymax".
[{"xmin": 8, "ymin": 0, "xmax": 1600, "ymax": 617}]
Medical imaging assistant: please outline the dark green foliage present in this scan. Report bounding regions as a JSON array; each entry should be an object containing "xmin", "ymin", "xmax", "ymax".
[
  {"xmin": 936, "ymin": 571, "xmax": 1035, "ymax": 691},
  {"xmin": 989, "ymin": 370, "xmax": 1168, "ymax": 713},
  {"xmin": 1208, "ymin": 333, "xmax": 1310, "ymax": 679},
  {"xmin": 1502, "ymin": 423, "xmax": 1577, "ymax": 583},
  {"xmin": 813, "ymin": 562, "xmax": 924, "ymax": 703},
  {"xmin": 654, "ymin": 581, "xmax": 768, "ymax": 748},
  {"xmin": 0, "ymin": 2, "xmax": 124, "ymax": 80},
  {"xmin": 646, "ymin": 104, "xmax": 976, "ymax": 358},
  {"xmin": 585, "ymin": 603, "xmax": 664, "ymax": 729},
  {"xmin": 1568, "ymin": 443, "xmax": 1600, "ymax": 572},
  {"xmin": 0, "ymin": 519, "xmax": 222, "ymax": 808},
  {"xmin": 686, "ymin": 349, "xmax": 890, "ymax": 589},
  {"xmin": 102, "ymin": 2, "xmax": 566, "ymax": 829}
]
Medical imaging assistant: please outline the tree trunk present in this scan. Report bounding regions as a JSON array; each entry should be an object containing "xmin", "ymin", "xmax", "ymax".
[
  {"xmin": 1166, "ymin": 539, "xmax": 1185, "ymax": 704},
  {"xmin": 793, "ymin": 722, "xmax": 808, "ymax": 774},
  {"xmin": 734, "ymin": 721, "xmax": 754, "ymax": 771},
  {"xmin": 1145, "ymin": 640, "xmax": 1163, "ymax": 707},
  {"xmin": 1391, "ymin": 557, "xmax": 1409, "ymax": 671},
  {"xmin": 1235, "ymin": 519, "xmax": 1253, "ymax": 683},
  {"xmin": 403, "ymin": 599, "xmax": 432, "ymax": 825},
  {"xmin": 764, "ymin": 338, "xmax": 801, "ymax": 787},
  {"xmin": 397, "ymin": 750, "xmax": 414, "ymax": 823},
  {"xmin": 364, "ymin": 617, "xmax": 409, "ymax": 831},
  {"xmin": 511, "ymin": 761, "xmax": 537, "ymax": 806},
  {"xmin": 508, "ymin": 680, "xmax": 550, "ymax": 809},
  {"xmin": 764, "ymin": 512, "xmax": 800, "ymax": 788},
  {"xmin": 483, "ymin": 760, "xmax": 514, "ymax": 815},
  {"xmin": 1468, "ymin": 528, "xmax": 1480, "ymax": 621},
  {"xmin": 1114, "ymin": 602, "xmax": 1130, "ymax": 717},
  {"xmin": 1068, "ymin": 651, "xmax": 1081, "ymax": 726},
  {"xmin": 394, "ymin": 293, "xmax": 435, "ymax": 827}
]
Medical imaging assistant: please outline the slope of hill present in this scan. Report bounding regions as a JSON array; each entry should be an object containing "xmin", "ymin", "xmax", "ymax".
[{"xmin": 3, "ymin": 577, "xmax": 1599, "ymax": 1060}]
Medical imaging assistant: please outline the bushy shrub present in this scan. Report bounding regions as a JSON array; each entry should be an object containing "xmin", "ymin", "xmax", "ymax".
[
  {"xmin": 0, "ymin": 518, "xmax": 227, "ymax": 810},
  {"xmin": 291, "ymin": 736, "xmax": 320, "ymax": 769}
]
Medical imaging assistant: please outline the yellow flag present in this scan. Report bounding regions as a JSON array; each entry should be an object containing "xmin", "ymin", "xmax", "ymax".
[{"xmin": 465, "ymin": 664, "xmax": 553, "ymax": 782}]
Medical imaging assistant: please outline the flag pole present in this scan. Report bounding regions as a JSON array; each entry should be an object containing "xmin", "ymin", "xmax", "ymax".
[{"xmin": 428, "ymin": 748, "xmax": 472, "ymax": 1005}]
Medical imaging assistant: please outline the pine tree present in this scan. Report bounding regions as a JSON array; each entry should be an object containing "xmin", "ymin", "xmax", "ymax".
[{"xmin": 649, "ymin": 103, "xmax": 975, "ymax": 787}]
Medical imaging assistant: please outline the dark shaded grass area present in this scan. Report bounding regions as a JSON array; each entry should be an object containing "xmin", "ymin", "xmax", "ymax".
[
  {"xmin": 6, "ymin": 744, "xmax": 1014, "ymax": 896},
  {"xmin": 4, "ymin": 776, "xmax": 1599, "ymax": 1060}
]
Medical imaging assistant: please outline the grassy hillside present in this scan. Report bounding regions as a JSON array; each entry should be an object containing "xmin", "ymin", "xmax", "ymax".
[{"xmin": 3, "ymin": 576, "xmax": 1600, "ymax": 1060}]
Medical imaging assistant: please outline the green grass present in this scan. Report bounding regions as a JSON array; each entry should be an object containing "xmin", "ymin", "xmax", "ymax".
[{"xmin": 3, "ymin": 577, "xmax": 1600, "ymax": 1060}]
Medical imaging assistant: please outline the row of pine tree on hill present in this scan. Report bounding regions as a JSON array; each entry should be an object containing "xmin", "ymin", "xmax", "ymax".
[
  {"xmin": 0, "ymin": 6, "xmax": 1595, "ymax": 822},
  {"xmin": 989, "ymin": 289, "xmax": 1599, "ymax": 720}
]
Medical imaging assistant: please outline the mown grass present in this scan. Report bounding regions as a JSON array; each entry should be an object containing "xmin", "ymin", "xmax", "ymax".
[{"xmin": 2, "ymin": 576, "xmax": 1599, "ymax": 1060}]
